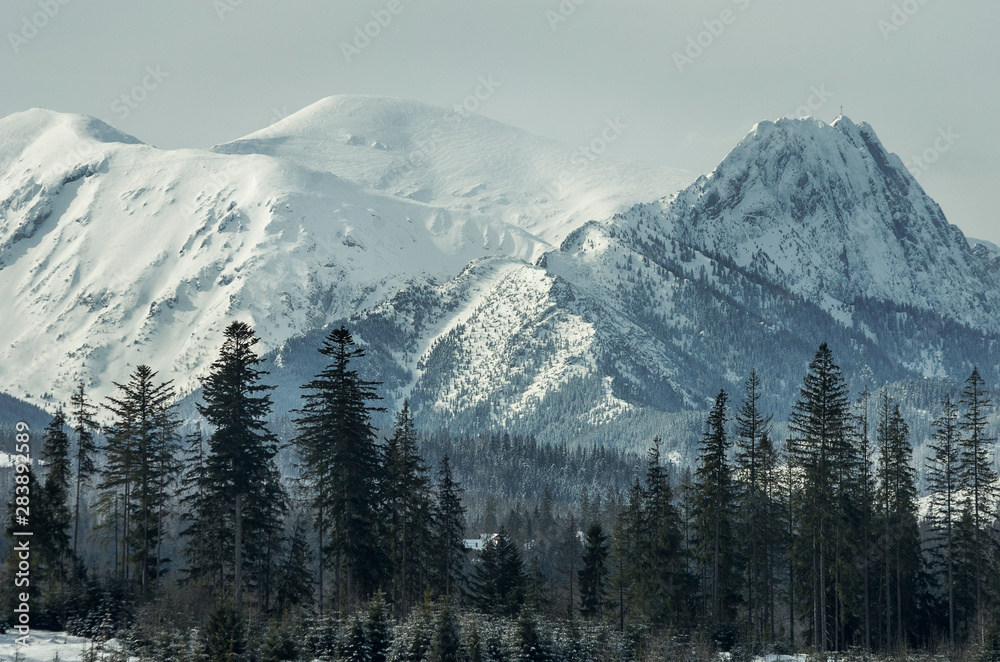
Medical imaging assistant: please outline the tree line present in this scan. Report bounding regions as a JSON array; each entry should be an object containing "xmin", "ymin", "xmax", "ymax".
[{"xmin": 4, "ymin": 333, "xmax": 1000, "ymax": 661}]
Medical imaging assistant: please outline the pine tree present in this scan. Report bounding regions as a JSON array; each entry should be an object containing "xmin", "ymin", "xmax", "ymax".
[
  {"xmin": 276, "ymin": 518, "xmax": 315, "ymax": 612},
  {"xmin": 747, "ymin": 429, "xmax": 784, "ymax": 648},
  {"xmin": 734, "ymin": 370, "xmax": 773, "ymax": 647},
  {"xmin": 341, "ymin": 614, "xmax": 370, "ymax": 662},
  {"xmin": 430, "ymin": 602, "xmax": 463, "ymax": 662},
  {"xmin": 557, "ymin": 515, "xmax": 581, "ymax": 618},
  {"xmin": 514, "ymin": 609, "xmax": 547, "ymax": 662},
  {"xmin": 578, "ymin": 522, "xmax": 609, "ymax": 620},
  {"xmin": 189, "ymin": 321, "xmax": 285, "ymax": 607},
  {"xmin": 432, "ymin": 455, "xmax": 467, "ymax": 600},
  {"xmin": 40, "ymin": 409, "xmax": 73, "ymax": 580},
  {"xmin": 98, "ymin": 365, "xmax": 180, "ymax": 595},
  {"xmin": 639, "ymin": 438, "xmax": 689, "ymax": 628},
  {"xmin": 875, "ymin": 393, "xmax": 920, "ymax": 652},
  {"xmin": 367, "ymin": 592, "xmax": 393, "ymax": 662},
  {"xmin": 471, "ymin": 526, "xmax": 525, "ymax": 616},
  {"xmin": 694, "ymin": 390, "xmax": 740, "ymax": 634},
  {"xmin": 293, "ymin": 325, "xmax": 386, "ymax": 613},
  {"xmin": 202, "ymin": 601, "xmax": 247, "ymax": 662},
  {"xmin": 958, "ymin": 367, "xmax": 997, "ymax": 642},
  {"xmin": 926, "ymin": 394, "xmax": 962, "ymax": 652},
  {"xmin": 179, "ymin": 425, "xmax": 228, "ymax": 590},
  {"xmin": 69, "ymin": 382, "xmax": 100, "ymax": 560},
  {"xmin": 853, "ymin": 387, "xmax": 877, "ymax": 653},
  {"xmin": 788, "ymin": 343, "xmax": 852, "ymax": 652},
  {"xmin": 385, "ymin": 402, "xmax": 433, "ymax": 617}
]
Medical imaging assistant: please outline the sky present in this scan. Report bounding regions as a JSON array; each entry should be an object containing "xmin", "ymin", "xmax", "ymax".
[{"xmin": 2, "ymin": 0, "xmax": 998, "ymax": 242}]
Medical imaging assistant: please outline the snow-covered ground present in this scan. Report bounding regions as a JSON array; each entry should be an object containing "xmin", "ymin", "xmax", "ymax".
[{"xmin": 0, "ymin": 631, "xmax": 96, "ymax": 662}]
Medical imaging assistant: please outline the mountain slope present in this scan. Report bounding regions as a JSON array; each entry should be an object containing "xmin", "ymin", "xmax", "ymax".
[
  {"xmin": 0, "ymin": 98, "xmax": 692, "ymax": 407},
  {"xmin": 264, "ymin": 115, "xmax": 1000, "ymax": 451}
]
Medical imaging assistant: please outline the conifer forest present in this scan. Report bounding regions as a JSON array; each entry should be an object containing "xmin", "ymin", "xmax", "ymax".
[{"xmin": 4, "ymin": 323, "xmax": 1000, "ymax": 662}]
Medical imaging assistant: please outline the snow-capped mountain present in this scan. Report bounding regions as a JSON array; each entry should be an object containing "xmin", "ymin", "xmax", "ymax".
[
  {"xmin": 1, "ymin": 98, "xmax": 997, "ymax": 453},
  {"xmin": 0, "ymin": 96, "xmax": 691, "ymax": 409}
]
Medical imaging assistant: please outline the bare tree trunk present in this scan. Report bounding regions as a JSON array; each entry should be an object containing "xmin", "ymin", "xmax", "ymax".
[{"xmin": 235, "ymin": 494, "xmax": 243, "ymax": 608}]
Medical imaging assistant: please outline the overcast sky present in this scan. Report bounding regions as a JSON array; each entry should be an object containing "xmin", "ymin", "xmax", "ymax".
[{"xmin": 3, "ymin": 0, "xmax": 998, "ymax": 242}]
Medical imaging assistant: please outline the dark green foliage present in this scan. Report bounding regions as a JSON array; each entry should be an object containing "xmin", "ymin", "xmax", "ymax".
[
  {"xmin": 514, "ymin": 609, "xmax": 547, "ymax": 662},
  {"xmin": 293, "ymin": 325, "xmax": 386, "ymax": 610},
  {"xmin": 98, "ymin": 365, "xmax": 180, "ymax": 595},
  {"xmin": 342, "ymin": 614, "xmax": 370, "ymax": 662},
  {"xmin": 472, "ymin": 527, "xmax": 525, "ymax": 617},
  {"xmin": 261, "ymin": 621, "xmax": 299, "ymax": 662},
  {"xmin": 188, "ymin": 321, "xmax": 285, "ymax": 605},
  {"xmin": 70, "ymin": 382, "xmax": 100, "ymax": 559},
  {"xmin": 276, "ymin": 518, "xmax": 315, "ymax": 613},
  {"xmin": 693, "ymin": 390, "xmax": 740, "ymax": 632},
  {"xmin": 734, "ymin": 371, "xmax": 774, "ymax": 647},
  {"xmin": 390, "ymin": 605, "xmax": 434, "ymax": 662},
  {"xmin": 958, "ymin": 367, "xmax": 997, "ymax": 641},
  {"xmin": 875, "ymin": 392, "xmax": 921, "ymax": 652},
  {"xmin": 40, "ymin": 409, "xmax": 73, "ymax": 578},
  {"xmin": 368, "ymin": 592, "xmax": 393, "ymax": 662},
  {"xmin": 926, "ymin": 393, "xmax": 963, "ymax": 651},
  {"xmin": 788, "ymin": 343, "xmax": 854, "ymax": 652},
  {"xmin": 431, "ymin": 455, "xmax": 467, "ymax": 600},
  {"xmin": 385, "ymin": 402, "xmax": 433, "ymax": 617},
  {"xmin": 578, "ymin": 523, "xmax": 609, "ymax": 620},
  {"xmin": 612, "ymin": 439, "xmax": 690, "ymax": 630},
  {"xmin": 430, "ymin": 603, "xmax": 464, "ymax": 662},
  {"xmin": 202, "ymin": 601, "xmax": 246, "ymax": 662}
]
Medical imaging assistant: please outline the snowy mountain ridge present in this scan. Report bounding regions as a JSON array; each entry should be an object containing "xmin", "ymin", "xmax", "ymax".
[
  {"xmin": 0, "ymin": 96, "xmax": 692, "ymax": 409},
  {"xmin": 0, "ymin": 98, "xmax": 997, "ymax": 452}
]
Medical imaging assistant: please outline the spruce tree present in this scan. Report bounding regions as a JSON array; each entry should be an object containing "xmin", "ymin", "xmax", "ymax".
[
  {"xmin": 69, "ymin": 382, "xmax": 100, "ymax": 560},
  {"xmin": 431, "ymin": 602, "xmax": 463, "ymax": 662},
  {"xmin": 693, "ymin": 390, "xmax": 740, "ymax": 634},
  {"xmin": 367, "ymin": 592, "xmax": 392, "ymax": 662},
  {"xmin": 557, "ymin": 515, "xmax": 580, "ymax": 618},
  {"xmin": 191, "ymin": 321, "xmax": 285, "ymax": 607},
  {"xmin": 852, "ymin": 387, "xmax": 877, "ymax": 653},
  {"xmin": 926, "ymin": 394, "xmax": 962, "ymax": 652},
  {"xmin": 578, "ymin": 522, "xmax": 609, "ymax": 620},
  {"xmin": 99, "ymin": 365, "xmax": 179, "ymax": 595},
  {"xmin": 756, "ymin": 431, "xmax": 783, "ymax": 646},
  {"xmin": 385, "ymin": 402, "xmax": 433, "ymax": 617},
  {"xmin": 276, "ymin": 518, "xmax": 315, "ymax": 612},
  {"xmin": 788, "ymin": 343, "xmax": 852, "ymax": 652},
  {"xmin": 432, "ymin": 455, "xmax": 467, "ymax": 600},
  {"xmin": 958, "ymin": 367, "xmax": 997, "ymax": 642},
  {"xmin": 734, "ymin": 371, "xmax": 773, "ymax": 647},
  {"xmin": 875, "ymin": 393, "xmax": 921, "ymax": 651},
  {"xmin": 40, "ymin": 409, "xmax": 74, "ymax": 580},
  {"xmin": 471, "ymin": 526, "xmax": 525, "ymax": 616},
  {"xmin": 293, "ymin": 325, "xmax": 386, "ymax": 612},
  {"xmin": 640, "ymin": 438, "xmax": 689, "ymax": 628}
]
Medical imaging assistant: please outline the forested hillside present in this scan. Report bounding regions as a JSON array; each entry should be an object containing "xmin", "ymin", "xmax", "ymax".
[{"xmin": 5, "ymin": 321, "xmax": 1000, "ymax": 661}]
